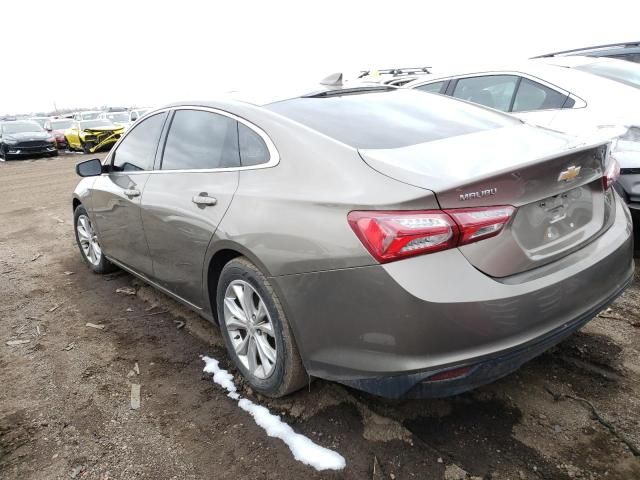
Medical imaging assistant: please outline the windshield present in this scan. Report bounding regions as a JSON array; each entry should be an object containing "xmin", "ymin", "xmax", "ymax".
[
  {"xmin": 50, "ymin": 119, "xmax": 73, "ymax": 130},
  {"xmin": 106, "ymin": 112, "xmax": 129, "ymax": 122},
  {"xmin": 30, "ymin": 118, "xmax": 47, "ymax": 127},
  {"xmin": 2, "ymin": 121, "xmax": 43, "ymax": 134},
  {"xmin": 266, "ymin": 89, "xmax": 518, "ymax": 149},
  {"xmin": 575, "ymin": 61, "xmax": 640, "ymax": 89},
  {"xmin": 81, "ymin": 112, "xmax": 101, "ymax": 120},
  {"xmin": 80, "ymin": 119, "xmax": 115, "ymax": 129}
]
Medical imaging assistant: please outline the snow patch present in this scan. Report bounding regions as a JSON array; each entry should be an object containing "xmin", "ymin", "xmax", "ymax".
[{"xmin": 202, "ymin": 356, "xmax": 346, "ymax": 471}]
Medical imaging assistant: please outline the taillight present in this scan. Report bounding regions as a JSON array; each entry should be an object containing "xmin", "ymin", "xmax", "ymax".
[
  {"xmin": 347, "ymin": 211, "xmax": 458, "ymax": 262},
  {"xmin": 445, "ymin": 206, "xmax": 516, "ymax": 246},
  {"xmin": 348, "ymin": 206, "xmax": 515, "ymax": 263},
  {"xmin": 603, "ymin": 154, "xmax": 620, "ymax": 190}
]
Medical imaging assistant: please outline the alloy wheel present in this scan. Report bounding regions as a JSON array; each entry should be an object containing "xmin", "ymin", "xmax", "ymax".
[
  {"xmin": 76, "ymin": 214, "xmax": 102, "ymax": 266},
  {"xmin": 223, "ymin": 280, "xmax": 277, "ymax": 379}
]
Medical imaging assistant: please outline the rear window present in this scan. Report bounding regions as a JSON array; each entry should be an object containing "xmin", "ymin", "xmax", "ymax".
[{"xmin": 265, "ymin": 90, "xmax": 517, "ymax": 149}]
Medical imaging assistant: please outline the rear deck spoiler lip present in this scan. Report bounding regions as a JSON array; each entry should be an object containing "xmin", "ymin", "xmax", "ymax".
[{"xmin": 359, "ymin": 136, "xmax": 611, "ymax": 192}]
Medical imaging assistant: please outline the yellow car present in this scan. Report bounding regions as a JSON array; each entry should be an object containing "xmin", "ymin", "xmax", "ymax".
[{"xmin": 65, "ymin": 119, "xmax": 125, "ymax": 154}]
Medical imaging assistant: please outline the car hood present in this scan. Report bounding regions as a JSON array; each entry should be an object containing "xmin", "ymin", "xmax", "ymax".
[
  {"xmin": 3, "ymin": 131, "xmax": 50, "ymax": 142},
  {"xmin": 83, "ymin": 126, "xmax": 124, "ymax": 133}
]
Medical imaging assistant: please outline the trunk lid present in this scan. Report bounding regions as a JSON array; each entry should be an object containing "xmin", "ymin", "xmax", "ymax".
[{"xmin": 359, "ymin": 124, "xmax": 612, "ymax": 277}]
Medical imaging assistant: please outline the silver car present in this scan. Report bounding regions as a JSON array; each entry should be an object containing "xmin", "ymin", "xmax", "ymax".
[{"xmin": 72, "ymin": 86, "xmax": 634, "ymax": 398}]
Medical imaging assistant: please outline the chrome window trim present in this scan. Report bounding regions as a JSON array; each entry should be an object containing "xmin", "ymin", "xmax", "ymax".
[
  {"xmin": 103, "ymin": 105, "xmax": 280, "ymax": 175},
  {"xmin": 410, "ymin": 71, "xmax": 588, "ymax": 111}
]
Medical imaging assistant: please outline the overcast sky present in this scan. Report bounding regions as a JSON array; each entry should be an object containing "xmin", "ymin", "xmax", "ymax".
[{"xmin": 3, "ymin": 0, "xmax": 640, "ymax": 114}]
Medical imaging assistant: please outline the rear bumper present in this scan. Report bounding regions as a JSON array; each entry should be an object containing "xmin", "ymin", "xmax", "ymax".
[
  {"xmin": 349, "ymin": 274, "xmax": 631, "ymax": 398},
  {"xmin": 272, "ymin": 195, "xmax": 634, "ymax": 398}
]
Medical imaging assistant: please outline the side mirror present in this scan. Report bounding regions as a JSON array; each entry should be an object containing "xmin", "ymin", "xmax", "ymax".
[{"xmin": 76, "ymin": 158, "xmax": 104, "ymax": 177}]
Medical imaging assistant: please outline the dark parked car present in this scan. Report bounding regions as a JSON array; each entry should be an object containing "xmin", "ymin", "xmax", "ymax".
[
  {"xmin": 0, "ymin": 120, "xmax": 58, "ymax": 159},
  {"xmin": 533, "ymin": 41, "xmax": 640, "ymax": 64},
  {"xmin": 71, "ymin": 87, "xmax": 633, "ymax": 399},
  {"xmin": 44, "ymin": 118, "xmax": 74, "ymax": 149}
]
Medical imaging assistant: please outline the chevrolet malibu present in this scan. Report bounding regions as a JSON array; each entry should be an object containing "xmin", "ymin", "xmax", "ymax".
[{"xmin": 71, "ymin": 86, "xmax": 634, "ymax": 398}]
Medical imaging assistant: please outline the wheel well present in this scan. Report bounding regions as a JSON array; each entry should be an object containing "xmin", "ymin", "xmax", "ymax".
[
  {"xmin": 72, "ymin": 198, "xmax": 81, "ymax": 213},
  {"xmin": 207, "ymin": 249, "xmax": 243, "ymax": 323}
]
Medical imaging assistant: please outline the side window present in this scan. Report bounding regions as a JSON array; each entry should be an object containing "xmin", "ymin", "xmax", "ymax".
[
  {"xmin": 415, "ymin": 81, "xmax": 446, "ymax": 94},
  {"xmin": 112, "ymin": 112, "xmax": 166, "ymax": 172},
  {"xmin": 161, "ymin": 110, "xmax": 240, "ymax": 170},
  {"xmin": 238, "ymin": 123, "xmax": 270, "ymax": 166},
  {"xmin": 512, "ymin": 78, "xmax": 568, "ymax": 112},
  {"xmin": 452, "ymin": 75, "xmax": 519, "ymax": 112}
]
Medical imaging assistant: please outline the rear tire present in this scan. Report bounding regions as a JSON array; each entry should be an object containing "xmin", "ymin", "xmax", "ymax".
[
  {"xmin": 74, "ymin": 205, "xmax": 116, "ymax": 274},
  {"xmin": 217, "ymin": 257, "xmax": 307, "ymax": 397}
]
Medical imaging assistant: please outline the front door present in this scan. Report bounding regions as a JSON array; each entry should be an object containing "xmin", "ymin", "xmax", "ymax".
[
  {"xmin": 90, "ymin": 112, "xmax": 168, "ymax": 276},
  {"xmin": 140, "ymin": 108, "xmax": 241, "ymax": 307}
]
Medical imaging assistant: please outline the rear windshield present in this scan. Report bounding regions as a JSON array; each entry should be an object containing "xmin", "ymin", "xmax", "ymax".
[
  {"xmin": 266, "ymin": 89, "xmax": 518, "ymax": 149},
  {"xmin": 575, "ymin": 61, "xmax": 640, "ymax": 89}
]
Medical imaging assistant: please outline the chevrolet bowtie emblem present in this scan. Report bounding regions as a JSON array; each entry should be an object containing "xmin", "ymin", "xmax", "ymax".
[{"xmin": 558, "ymin": 166, "xmax": 581, "ymax": 182}]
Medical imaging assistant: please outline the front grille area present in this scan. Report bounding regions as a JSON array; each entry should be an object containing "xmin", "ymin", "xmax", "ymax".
[
  {"xmin": 84, "ymin": 130, "xmax": 118, "ymax": 146},
  {"xmin": 16, "ymin": 140, "xmax": 47, "ymax": 148}
]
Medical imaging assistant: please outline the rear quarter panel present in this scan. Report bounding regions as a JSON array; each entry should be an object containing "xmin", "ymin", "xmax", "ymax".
[{"xmin": 212, "ymin": 114, "xmax": 441, "ymax": 277}]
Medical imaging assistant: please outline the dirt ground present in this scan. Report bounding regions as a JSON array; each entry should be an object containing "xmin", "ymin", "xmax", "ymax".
[{"xmin": 1, "ymin": 153, "xmax": 639, "ymax": 480}]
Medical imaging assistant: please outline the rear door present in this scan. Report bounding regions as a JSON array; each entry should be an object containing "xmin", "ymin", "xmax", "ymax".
[
  {"xmin": 450, "ymin": 74, "xmax": 520, "ymax": 112},
  {"xmin": 140, "ymin": 108, "xmax": 241, "ymax": 307},
  {"xmin": 90, "ymin": 112, "xmax": 168, "ymax": 276},
  {"xmin": 446, "ymin": 73, "xmax": 574, "ymax": 127}
]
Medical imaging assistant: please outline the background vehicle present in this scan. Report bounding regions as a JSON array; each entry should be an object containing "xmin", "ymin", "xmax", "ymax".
[
  {"xmin": 44, "ymin": 118, "xmax": 73, "ymax": 149},
  {"xmin": 533, "ymin": 41, "xmax": 640, "ymax": 64},
  {"xmin": 0, "ymin": 120, "xmax": 57, "ymax": 159},
  {"xmin": 72, "ymin": 111, "xmax": 102, "ymax": 121},
  {"xmin": 72, "ymin": 87, "xmax": 632, "ymax": 399},
  {"xmin": 405, "ymin": 61, "xmax": 640, "ymax": 231},
  {"xmin": 28, "ymin": 116, "xmax": 49, "ymax": 128},
  {"xmin": 98, "ymin": 111, "xmax": 131, "ymax": 128},
  {"xmin": 129, "ymin": 108, "xmax": 150, "ymax": 123},
  {"xmin": 65, "ymin": 119, "xmax": 124, "ymax": 153},
  {"xmin": 356, "ymin": 67, "xmax": 431, "ymax": 86},
  {"xmin": 541, "ymin": 55, "xmax": 640, "ymax": 90}
]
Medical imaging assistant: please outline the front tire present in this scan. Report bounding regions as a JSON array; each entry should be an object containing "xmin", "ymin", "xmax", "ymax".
[
  {"xmin": 217, "ymin": 257, "xmax": 306, "ymax": 397},
  {"xmin": 74, "ymin": 205, "xmax": 116, "ymax": 274}
]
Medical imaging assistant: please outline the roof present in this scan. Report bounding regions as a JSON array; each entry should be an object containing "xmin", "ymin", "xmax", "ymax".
[
  {"xmin": 402, "ymin": 59, "xmax": 636, "ymax": 93},
  {"xmin": 532, "ymin": 41, "xmax": 640, "ymax": 58},
  {"xmin": 536, "ymin": 55, "xmax": 631, "ymax": 69}
]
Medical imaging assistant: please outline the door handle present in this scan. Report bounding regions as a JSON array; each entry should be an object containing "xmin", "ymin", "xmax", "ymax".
[
  {"xmin": 192, "ymin": 194, "xmax": 217, "ymax": 206},
  {"xmin": 124, "ymin": 188, "xmax": 141, "ymax": 197}
]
